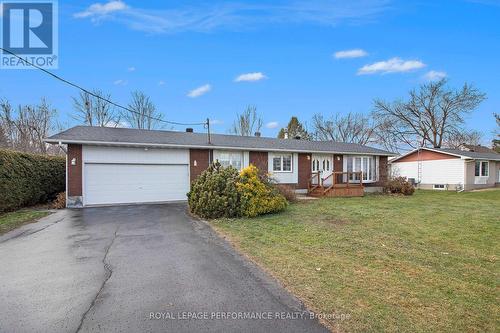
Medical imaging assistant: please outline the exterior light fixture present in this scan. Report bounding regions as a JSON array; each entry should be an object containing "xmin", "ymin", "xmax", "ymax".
[
  {"xmin": 194, "ymin": 160, "xmax": 198, "ymax": 167},
  {"xmin": 71, "ymin": 158, "xmax": 77, "ymax": 166}
]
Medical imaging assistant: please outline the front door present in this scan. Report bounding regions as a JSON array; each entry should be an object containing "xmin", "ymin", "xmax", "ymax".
[{"xmin": 312, "ymin": 154, "xmax": 333, "ymax": 186}]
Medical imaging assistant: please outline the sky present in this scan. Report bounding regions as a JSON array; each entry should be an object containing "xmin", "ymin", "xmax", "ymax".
[{"xmin": 0, "ymin": 0, "xmax": 499, "ymax": 143}]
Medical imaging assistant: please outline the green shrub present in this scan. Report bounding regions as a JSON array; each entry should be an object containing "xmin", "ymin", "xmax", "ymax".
[
  {"xmin": 0, "ymin": 149, "xmax": 65, "ymax": 213},
  {"xmin": 188, "ymin": 163, "xmax": 288, "ymax": 219},
  {"xmin": 187, "ymin": 162, "xmax": 241, "ymax": 219},
  {"xmin": 237, "ymin": 165, "xmax": 288, "ymax": 218},
  {"xmin": 384, "ymin": 176, "xmax": 415, "ymax": 195}
]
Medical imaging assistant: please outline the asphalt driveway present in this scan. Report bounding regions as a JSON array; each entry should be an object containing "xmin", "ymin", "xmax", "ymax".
[{"xmin": 0, "ymin": 203, "xmax": 327, "ymax": 333}]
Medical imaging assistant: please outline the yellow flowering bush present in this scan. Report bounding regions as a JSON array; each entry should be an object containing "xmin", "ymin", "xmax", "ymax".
[{"xmin": 237, "ymin": 165, "xmax": 288, "ymax": 218}]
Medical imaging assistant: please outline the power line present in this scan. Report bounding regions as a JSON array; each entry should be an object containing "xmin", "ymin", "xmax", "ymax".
[{"xmin": 0, "ymin": 47, "xmax": 207, "ymax": 127}]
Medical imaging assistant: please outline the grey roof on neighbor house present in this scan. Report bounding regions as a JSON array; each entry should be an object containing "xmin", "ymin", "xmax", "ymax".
[
  {"xmin": 45, "ymin": 126, "xmax": 396, "ymax": 156},
  {"xmin": 391, "ymin": 147, "xmax": 500, "ymax": 162},
  {"xmin": 433, "ymin": 148, "xmax": 500, "ymax": 161}
]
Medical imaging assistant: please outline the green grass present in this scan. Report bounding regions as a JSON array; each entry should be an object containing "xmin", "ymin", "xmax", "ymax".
[
  {"xmin": 211, "ymin": 190, "xmax": 500, "ymax": 332},
  {"xmin": 0, "ymin": 210, "xmax": 50, "ymax": 235}
]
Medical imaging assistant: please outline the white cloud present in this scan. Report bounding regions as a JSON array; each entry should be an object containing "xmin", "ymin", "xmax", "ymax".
[
  {"xmin": 423, "ymin": 70, "xmax": 447, "ymax": 81},
  {"xmin": 127, "ymin": 66, "xmax": 136, "ymax": 72},
  {"xmin": 74, "ymin": 0, "xmax": 128, "ymax": 18},
  {"xmin": 210, "ymin": 119, "xmax": 224, "ymax": 125},
  {"xmin": 235, "ymin": 72, "xmax": 267, "ymax": 82},
  {"xmin": 266, "ymin": 121, "xmax": 279, "ymax": 129},
  {"xmin": 187, "ymin": 84, "xmax": 211, "ymax": 98},
  {"xmin": 73, "ymin": 1, "xmax": 390, "ymax": 34},
  {"xmin": 158, "ymin": 80, "xmax": 165, "ymax": 86},
  {"xmin": 113, "ymin": 79, "xmax": 127, "ymax": 86},
  {"xmin": 357, "ymin": 57, "xmax": 426, "ymax": 75},
  {"xmin": 334, "ymin": 49, "xmax": 368, "ymax": 59}
]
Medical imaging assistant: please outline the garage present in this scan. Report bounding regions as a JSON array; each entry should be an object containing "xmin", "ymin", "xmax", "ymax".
[
  {"xmin": 84, "ymin": 163, "xmax": 189, "ymax": 205},
  {"xmin": 82, "ymin": 146, "xmax": 190, "ymax": 206}
]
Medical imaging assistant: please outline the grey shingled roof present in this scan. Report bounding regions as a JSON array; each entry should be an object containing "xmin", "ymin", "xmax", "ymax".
[
  {"xmin": 433, "ymin": 148, "xmax": 500, "ymax": 161},
  {"xmin": 391, "ymin": 147, "xmax": 500, "ymax": 162},
  {"xmin": 45, "ymin": 126, "xmax": 396, "ymax": 156}
]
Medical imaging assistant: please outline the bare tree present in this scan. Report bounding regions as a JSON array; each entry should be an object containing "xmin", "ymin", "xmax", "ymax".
[
  {"xmin": 373, "ymin": 79, "xmax": 486, "ymax": 151},
  {"xmin": 230, "ymin": 105, "xmax": 263, "ymax": 136},
  {"xmin": 443, "ymin": 130, "xmax": 483, "ymax": 149},
  {"xmin": 123, "ymin": 91, "xmax": 163, "ymax": 130},
  {"xmin": 72, "ymin": 90, "xmax": 119, "ymax": 127},
  {"xmin": 493, "ymin": 113, "xmax": 500, "ymax": 152},
  {"xmin": 0, "ymin": 98, "xmax": 58, "ymax": 154},
  {"xmin": 0, "ymin": 125, "xmax": 8, "ymax": 148},
  {"xmin": 312, "ymin": 112, "xmax": 377, "ymax": 144}
]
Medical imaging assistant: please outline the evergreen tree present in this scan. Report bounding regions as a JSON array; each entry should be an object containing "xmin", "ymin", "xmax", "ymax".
[{"xmin": 277, "ymin": 116, "xmax": 310, "ymax": 140}]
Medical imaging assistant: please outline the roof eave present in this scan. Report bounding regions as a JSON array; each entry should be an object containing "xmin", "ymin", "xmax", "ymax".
[{"xmin": 44, "ymin": 138, "xmax": 397, "ymax": 156}]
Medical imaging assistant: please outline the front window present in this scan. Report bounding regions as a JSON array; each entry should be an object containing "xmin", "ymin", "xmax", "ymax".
[
  {"xmin": 215, "ymin": 151, "xmax": 243, "ymax": 170},
  {"xmin": 272, "ymin": 154, "xmax": 292, "ymax": 172},
  {"xmin": 475, "ymin": 161, "xmax": 489, "ymax": 177},
  {"xmin": 344, "ymin": 156, "xmax": 377, "ymax": 182}
]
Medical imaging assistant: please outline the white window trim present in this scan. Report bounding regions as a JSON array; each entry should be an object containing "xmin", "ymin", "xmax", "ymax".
[
  {"xmin": 475, "ymin": 160, "xmax": 489, "ymax": 177},
  {"xmin": 343, "ymin": 155, "xmax": 378, "ymax": 183},
  {"xmin": 272, "ymin": 154, "xmax": 293, "ymax": 173},
  {"xmin": 214, "ymin": 150, "xmax": 243, "ymax": 170}
]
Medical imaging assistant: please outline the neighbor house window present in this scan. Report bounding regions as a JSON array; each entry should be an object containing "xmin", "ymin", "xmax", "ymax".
[
  {"xmin": 475, "ymin": 161, "xmax": 489, "ymax": 177},
  {"xmin": 344, "ymin": 156, "xmax": 377, "ymax": 182},
  {"xmin": 272, "ymin": 154, "xmax": 292, "ymax": 172},
  {"xmin": 215, "ymin": 151, "xmax": 243, "ymax": 170}
]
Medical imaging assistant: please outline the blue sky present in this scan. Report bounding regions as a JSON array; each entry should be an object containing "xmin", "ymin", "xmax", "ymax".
[{"xmin": 1, "ymin": 0, "xmax": 499, "ymax": 142}]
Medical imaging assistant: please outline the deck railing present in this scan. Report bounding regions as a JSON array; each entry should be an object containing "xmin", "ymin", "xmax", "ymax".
[
  {"xmin": 308, "ymin": 171, "xmax": 321, "ymax": 192},
  {"xmin": 308, "ymin": 171, "xmax": 364, "ymax": 194}
]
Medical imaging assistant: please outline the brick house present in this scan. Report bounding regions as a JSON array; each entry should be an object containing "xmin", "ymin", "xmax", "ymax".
[{"xmin": 46, "ymin": 126, "xmax": 396, "ymax": 207}]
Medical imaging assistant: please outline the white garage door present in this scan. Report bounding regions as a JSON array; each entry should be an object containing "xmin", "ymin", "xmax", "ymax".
[{"xmin": 84, "ymin": 163, "xmax": 189, "ymax": 206}]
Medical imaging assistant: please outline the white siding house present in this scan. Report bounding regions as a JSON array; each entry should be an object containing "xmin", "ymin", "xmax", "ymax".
[{"xmin": 390, "ymin": 147, "xmax": 500, "ymax": 191}]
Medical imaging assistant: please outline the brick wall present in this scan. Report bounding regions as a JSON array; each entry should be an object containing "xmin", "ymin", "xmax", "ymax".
[
  {"xmin": 190, "ymin": 149, "xmax": 210, "ymax": 183},
  {"xmin": 333, "ymin": 154, "xmax": 343, "ymax": 172},
  {"xmin": 249, "ymin": 151, "xmax": 268, "ymax": 174},
  {"xmin": 297, "ymin": 153, "xmax": 311, "ymax": 189},
  {"xmin": 67, "ymin": 144, "xmax": 82, "ymax": 196}
]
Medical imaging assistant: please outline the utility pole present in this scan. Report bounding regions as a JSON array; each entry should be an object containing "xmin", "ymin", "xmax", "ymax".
[{"xmin": 206, "ymin": 118, "xmax": 211, "ymax": 144}]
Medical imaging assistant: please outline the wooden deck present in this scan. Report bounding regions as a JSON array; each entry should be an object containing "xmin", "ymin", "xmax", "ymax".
[{"xmin": 307, "ymin": 171, "xmax": 365, "ymax": 197}]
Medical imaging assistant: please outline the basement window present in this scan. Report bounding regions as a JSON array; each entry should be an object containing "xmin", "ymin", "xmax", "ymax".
[{"xmin": 433, "ymin": 184, "xmax": 446, "ymax": 190}]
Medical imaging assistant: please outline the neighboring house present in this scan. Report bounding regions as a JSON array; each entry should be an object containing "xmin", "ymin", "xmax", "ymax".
[
  {"xmin": 457, "ymin": 144, "xmax": 497, "ymax": 154},
  {"xmin": 390, "ymin": 147, "xmax": 500, "ymax": 191},
  {"xmin": 45, "ymin": 126, "xmax": 395, "ymax": 207}
]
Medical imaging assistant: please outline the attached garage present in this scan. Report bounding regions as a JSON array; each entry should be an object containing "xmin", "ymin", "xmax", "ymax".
[{"xmin": 82, "ymin": 146, "xmax": 190, "ymax": 206}]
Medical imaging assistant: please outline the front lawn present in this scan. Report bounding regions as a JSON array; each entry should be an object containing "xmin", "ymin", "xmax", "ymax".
[
  {"xmin": 211, "ymin": 190, "xmax": 499, "ymax": 332},
  {"xmin": 0, "ymin": 210, "xmax": 50, "ymax": 235}
]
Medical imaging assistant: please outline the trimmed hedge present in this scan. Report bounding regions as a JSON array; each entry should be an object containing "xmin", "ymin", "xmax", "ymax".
[{"xmin": 0, "ymin": 149, "xmax": 65, "ymax": 213}]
